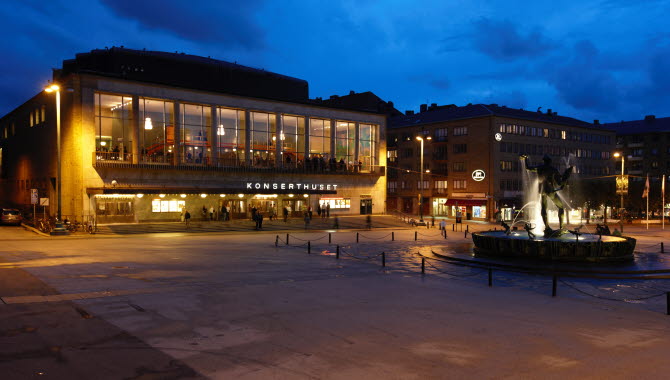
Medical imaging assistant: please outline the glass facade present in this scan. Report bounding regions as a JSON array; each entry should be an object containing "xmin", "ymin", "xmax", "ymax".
[
  {"xmin": 93, "ymin": 92, "xmax": 378, "ymax": 171},
  {"xmin": 95, "ymin": 93, "xmax": 133, "ymax": 160},
  {"xmin": 282, "ymin": 115, "xmax": 305, "ymax": 167},
  {"xmin": 140, "ymin": 98, "xmax": 174, "ymax": 163},
  {"xmin": 181, "ymin": 104, "xmax": 212, "ymax": 164},
  {"xmin": 217, "ymin": 107, "xmax": 245, "ymax": 166}
]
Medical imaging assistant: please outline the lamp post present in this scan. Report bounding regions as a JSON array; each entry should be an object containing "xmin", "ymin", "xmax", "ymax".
[
  {"xmin": 45, "ymin": 84, "xmax": 64, "ymax": 228},
  {"xmin": 416, "ymin": 136, "xmax": 431, "ymax": 223},
  {"xmin": 613, "ymin": 152, "xmax": 625, "ymax": 215}
]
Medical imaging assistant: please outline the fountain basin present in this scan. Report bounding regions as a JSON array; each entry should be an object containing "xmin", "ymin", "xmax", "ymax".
[{"xmin": 472, "ymin": 231, "xmax": 635, "ymax": 262}]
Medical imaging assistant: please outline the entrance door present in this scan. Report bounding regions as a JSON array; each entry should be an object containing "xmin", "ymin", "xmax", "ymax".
[{"xmin": 360, "ymin": 198, "xmax": 372, "ymax": 214}]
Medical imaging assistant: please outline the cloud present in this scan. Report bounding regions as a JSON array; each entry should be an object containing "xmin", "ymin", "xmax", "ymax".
[
  {"xmin": 100, "ymin": 0, "xmax": 267, "ymax": 50},
  {"xmin": 471, "ymin": 18, "xmax": 556, "ymax": 61},
  {"xmin": 545, "ymin": 40, "xmax": 620, "ymax": 112},
  {"xmin": 482, "ymin": 90, "xmax": 528, "ymax": 109}
]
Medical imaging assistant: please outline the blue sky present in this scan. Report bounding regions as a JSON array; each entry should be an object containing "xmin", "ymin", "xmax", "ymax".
[{"xmin": 1, "ymin": 0, "xmax": 669, "ymax": 123}]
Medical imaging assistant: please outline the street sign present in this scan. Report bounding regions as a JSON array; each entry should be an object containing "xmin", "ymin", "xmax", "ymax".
[
  {"xmin": 30, "ymin": 189, "xmax": 38, "ymax": 204},
  {"xmin": 39, "ymin": 198, "xmax": 49, "ymax": 206}
]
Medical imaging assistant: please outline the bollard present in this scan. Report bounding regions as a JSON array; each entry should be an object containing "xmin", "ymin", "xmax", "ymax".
[
  {"xmin": 382, "ymin": 252, "xmax": 386, "ymax": 267},
  {"xmin": 392, "ymin": 231, "xmax": 395, "ymax": 241},
  {"xmin": 667, "ymin": 292, "xmax": 670, "ymax": 315},
  {"xmin": 552, "ymin": 275, "xmax": 557, "ymax": 297},
  {"xmin": 421, "ymin": 257, "xmax": 425, "ymax": 274},
  {"xmin": 275, "ymin": 235, "xmax": 279, "ymax": 247},
  {"xmin": 466, "ymin": 225, "xmax": 469, "ymax": 233},
  {"xmin": 488, "ymin": 268, "xmax": 492, "ymax": 287},
  {"xmin": 426, "ymin": 223, "xmax": 429, "ymax": 230},
  {"xmin": 308, "ymin": 241, "xmax": 311, "ymax": 254},
  {"xmin": 336, "ymin": 245, "xmax": 340, "ymax": 260},
  {"xmin": 329, "ymin": 232, "xmax": 332, "ymax": 244},
  {"xmin": 286, "ymin": 233, "xmax": 289, "ymax": 245},
  {"xmin": 357, "ymin": 232, "xmax": 359, "ymax": 243},
  {"xmin": 452, "ymin": 224, "xmax": 455, "ymax": 232},
  {"xmin": 415, "ymin": 231, "xmax": 418, "ymax": 241},
  {"xmin": 464, "ymin": 230, "xmax": 467, "ymax": 238},
  {"xmin": 662, "ymin": 242, "xmax": 665, "ymax": 253}
]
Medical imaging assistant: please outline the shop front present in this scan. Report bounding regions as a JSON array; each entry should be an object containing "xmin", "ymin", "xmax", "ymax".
[{"xmin": 445, "ymin": 198, "xmax": 487, "ymax": 221}]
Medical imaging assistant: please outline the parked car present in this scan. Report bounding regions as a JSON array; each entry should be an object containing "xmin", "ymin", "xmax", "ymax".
[{"xmin": 1, "ymin": 209, "xmax": 22, "ymax": 225}]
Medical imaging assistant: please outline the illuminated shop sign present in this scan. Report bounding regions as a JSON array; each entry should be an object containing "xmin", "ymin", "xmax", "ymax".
[
  {"xmin": 246, "ymin": 182, "xmax": 338, "ymax": 191},
  {"xmin": 472, "ymin": 170, "xmax": 486, "ymax": 181}
]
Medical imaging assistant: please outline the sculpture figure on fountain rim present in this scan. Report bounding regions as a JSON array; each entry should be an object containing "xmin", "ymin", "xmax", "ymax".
[{"xmin": 521, "ymin": 154, "xmax": 574, "ymax": 236}]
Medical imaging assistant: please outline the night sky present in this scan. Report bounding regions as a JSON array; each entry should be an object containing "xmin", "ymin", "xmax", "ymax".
[{"xmin": 1, "ymin": 0, "xmax": 669, "ymax": 123}]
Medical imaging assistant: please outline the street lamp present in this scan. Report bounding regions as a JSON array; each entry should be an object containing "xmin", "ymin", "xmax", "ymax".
[
  {"xmin": 44, "ymin": 84, "xmax": 62, "ymax": 224},
  {"xmin": 613, "ymin": 152, "xmax": 625, "ymax": 216},
  {"xmin": 416, "ymin": 135, "xmax": 431, "ymax": 223}
]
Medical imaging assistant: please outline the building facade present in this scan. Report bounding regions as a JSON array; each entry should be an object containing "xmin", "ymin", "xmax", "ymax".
[
  {"xmin": 387, "ymin": 104, "xmax": 616, "ymax": 222},
  {"xmin": 0, "ymin": 48, "xmax": 387, "ymax": 223}
]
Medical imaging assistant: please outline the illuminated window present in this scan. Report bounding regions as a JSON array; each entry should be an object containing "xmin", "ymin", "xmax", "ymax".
[
  {"xmin": 139, "ymin": 98, "xmax": 174, "ymax": 163},
  {"xmin": 181, "ymin": 104, "xmax": 212, "ymax": 164},
  {"xmin": 95, "ymin": 93, "xmax": 133, "ymax": 161},
  {"xmin": 359, "ymin": 123, "xmax": 377, "ymax": 172},
  {"xmin": 218, "ymin": 108, "xmax": 246, "ymax": 166},
  {"xmin": 309, "ymin": 118, "xmax": 331, "ymax": 157},
  {"xmin": 453, "ymin": 179, "xmax": 467, "ymax": 189},
  {"xmin": 250, "ymin": 112, "xmax": 276, "ymax": 167},
  {"xmin": 454, "ymin": 144, "xmax": 467, "ymax": 154},
  {"xmin": 453, "ymin": 162, "xmax": 466, "ymax": 172},
  {"xmin": 336, "ymin": 121, "xmax": 355, "ymax": 167},
  {"xmin": 453, "ymin": 127, "xmax": 468, "ymax": 136},
  {"xmin": 281, "ymin": 115, "xmax": 304, "ymax": 168}
]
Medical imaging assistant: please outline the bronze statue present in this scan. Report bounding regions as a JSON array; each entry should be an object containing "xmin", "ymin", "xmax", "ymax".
[{"xmin": 521, "ymin": 154, "xmax": 573, "ymax": 235}]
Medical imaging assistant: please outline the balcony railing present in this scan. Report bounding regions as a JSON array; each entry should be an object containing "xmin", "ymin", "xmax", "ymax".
[{"xmin": 93, "ymin": 152, "xmax": 385, "ymax": 176}]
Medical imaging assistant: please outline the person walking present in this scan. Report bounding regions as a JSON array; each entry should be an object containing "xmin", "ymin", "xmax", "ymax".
[
  {"xmin": 326, "ymin": 203, "xmax": 330, "ymax": 218},
  {"xmin": 202, "ymin": 205, "xmax": 207, "ymax": 220},
  {"xmin": 180, "ymin": 207, "xmax": 186, "ymax": 223},
  {"xmin": 257, "ymin": 212, "xmax": 264, "ymax": 230},
  {"xmin": 209, "ymin": 206, "xmax": 214, "ymax": 221},
  {"xmin": 283, "ymin": 206, "xmax": 289, "ymax": 222},
  {"xmin": 184, "ymin": 209, "xmax": 191, "ymax": 229},
  {"xmin": 317, "ymin": 204, "xmax": 322, "ymax": 218}
]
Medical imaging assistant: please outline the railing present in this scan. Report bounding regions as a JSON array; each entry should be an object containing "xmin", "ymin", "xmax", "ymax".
[{"xmin": 93, "ymin": 152, "xmax": 385, "ymax": 176}]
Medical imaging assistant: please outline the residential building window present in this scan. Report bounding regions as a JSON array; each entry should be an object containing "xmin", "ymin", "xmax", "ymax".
[
  {"xmin": 181, "ymin": 103, "xmax": 212, "ymax": 164},
  {"xmin": 250, "ymin": 111, "xmax": 277, "ymax": 167},
  {"xmin": 500, "ymin": 161, "xmax": 512, "ymax": 171},
  {"xmin": 41, "ymin": 105, "xmax": 46, "ymax": 123},
  {"xmin": 387, "ymin": 148, "xmax": 398, "ymax": 163},
  {"xmin": 417, "ymin": 180, "xmax": 429, "ymax": 190},
  {"xmin": 453, "ymin": 162, "xmax": 466, "ymax": 172},
  {"xmin": 140, "ymin": 98, "xmax": 175, "ymax": 163},
  {"xmin": 453, "ymin": 126, "xmax": 468, "ymax": 136},
  {"xmin": 454, "ymin": 143, "xmax": 467, "ymax": 154},
  {"xmin": 402, "ymin": 148, "xmax": 413, "ymax": 158},
  {"xmin": 434, "ymin": 128, "xmax": 448, "ymax": 142},
  {"xmin": 652, "ymin": 161, "xmax": 659, "ymax": 169},
  {"xmin": 336, "ymin": 121, "xmax": 355, "ymax": 167},
  {"xmin": 453, "ymin": 179, "xmax": 466, "ymax": 189},
  {"xmin": 434, "ymin": 180, "xmax": 447, "ymax": 194},
  {"xmin": 631, "ymin": 148, "xmax": 643, "ymax": 157},
  {"xmin": 95, "ymin": 93, "xmax": 133, "ymax": 161},
  {"xmin": 388, "ymin": 181, "xmax": 397, "ymax": 193},
  {"xmin": 359, "ymin": 123, "xmax": 377, "ymax": 172},
  {"xmin": 432, "ymin": 146, "xmax": 447, "ymax": 160},
  {"xmin": 309, "ymin": 118, "xmax": 331, "ymax": 158},
  {"xmin": 217, "ymin": 107, "xmax": 246, "ymax": 166}
]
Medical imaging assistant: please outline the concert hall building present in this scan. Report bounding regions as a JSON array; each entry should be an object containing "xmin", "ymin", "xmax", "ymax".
[{"xmin": 0, "ymin": 48, "xmax": 386, "ymax": 223}]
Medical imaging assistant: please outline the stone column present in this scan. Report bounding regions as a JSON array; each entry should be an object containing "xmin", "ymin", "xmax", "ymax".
[
  {"xmin": 329, "ymin": 119, "xmax": 336, "ymax": 159},
  {"xmin": 244, "ymin": 109, "xmax": 251, "ymax": 166},
  {"xmin": 304, "ymin": 116, "xmax": 310, "ymax": 159},
  {"xmin": 210, "ymin": 106, "xmax": 218, "ymax": 166},
  {"xmin": 275, "ymin": 113, "xmax": 282, "ymax": 167},
  {"xmin": 173, "ymin": 102, "xmax": 181, "ymax": 166},
  {"xmin": 131, "ymin": 95, "xmax": 140, "ymax": 164}
]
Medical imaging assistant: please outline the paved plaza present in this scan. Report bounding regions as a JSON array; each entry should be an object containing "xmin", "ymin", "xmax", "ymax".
[{"xmin": 1, "ymin": 219, "xmax": 670, "ymax": 378}]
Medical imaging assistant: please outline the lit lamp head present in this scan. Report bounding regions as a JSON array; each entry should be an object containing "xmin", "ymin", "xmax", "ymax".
[
  {"xmin": 44, "ymin": 84, "xmax": 60, "ymax": 93},
  {"xmin": 613, "ymin": 152, "xmax": 621, "ymax": 158}
]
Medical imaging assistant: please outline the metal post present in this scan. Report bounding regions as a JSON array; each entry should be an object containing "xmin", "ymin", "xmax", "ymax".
[
  {"xmin": 382, "ymin": 252, "xmax": 385, "ymax": 267},
  {"xmin": 275, "ymin": 235, "xmax": 279, "ymax": 247},
  {"xmin": 419, "ymin": 137, "xmax": 424, "ymax": 223},
  {"xmin": 336, "ymin": 245, "xmax": 340, "ymax": 259},
  {"xmin": 667, "ymin": 292, "xmax": 670, "ymax": 315},
  {"xmin": 488, "ymin": 268, "xmax": 492, "ymax": 287},
  {"xmin": 356, "ymin": 232, "xmax": 359, "ymax": 243},
  {"xmin": 421, "ymin": 257, "xmax": 425, "ymax": 274},
  {"xmin": 414, "ymin": 231, "xmax": 417, "ymax": 241},
  {"xmin": 452, "ymin": 224, "xmax": 455, "ymax": 232},
  {"xmin": 329, "ymin": 232, "xmax": 332, "ymax": 244},
  {"xmin": 308, "ymin": 241, "xmax": 311, "ymax": 254},
  {"xmin": 392, "ymin": 231, "xmax": 395, "ymax": 241},
  {"xmin": 464, "ymin": 230, "xmax": 467, "ymax": 238},
  {"xmin": 466, "ymin": 225, "xmax": 469, "ymax": 233},
  {"xmin": 662, "ymin": 242, "xmax": 665, "ymax": 253},
  {"xmin": 552, "ymin": 275, "xmax": 557, "ymax": 297},
  {"xmin": 286, "ymin": 233, "xmax": 289, "ymax": 245},
  {"xmin": 56, "ymin": 89, "xmax": 61, "ymax": 222}
]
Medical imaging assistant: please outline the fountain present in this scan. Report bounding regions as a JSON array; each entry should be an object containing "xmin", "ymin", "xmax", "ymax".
[{"xmin": 472, "ymin": 154, "xmax": 635, "ymax": 262}]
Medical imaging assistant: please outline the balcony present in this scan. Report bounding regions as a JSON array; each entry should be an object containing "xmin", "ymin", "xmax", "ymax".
[{"xmin": 93, "ymin": 152, "xmax": 385, "ymax": 176}]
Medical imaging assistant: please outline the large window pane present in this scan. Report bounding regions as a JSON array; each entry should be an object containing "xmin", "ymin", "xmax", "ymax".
[
  {"xmin": 217, "ymin": 107, "xmax": 245, "ymax": 166},
  {"xmin": 95, "ymin": 93, "xmax": 133, "ymax": 161},
  {"xmin": 281, "ymin": 115, "xmax": 304, "ymax": 167},
  {"xmin": 359, "ymin": 123, "xmax": 377, "ymax": 172},
  {"xmin": 250, "ymin": 112, "xmax": 276, "ymax": 167},
  {"xmin": 336, "ymin": 121, "xmax": 355, "ymax": 170},
  {"xmin": 181, "ymin": 104, "xmax": 211, "ymax": 164},
  {"xmin": 140, "ymin": 98, "xmax": 174, "ymax": 163},
  {"xmin": 309, "ymin": 118, "xmax": 331, "ymax": 157}
]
